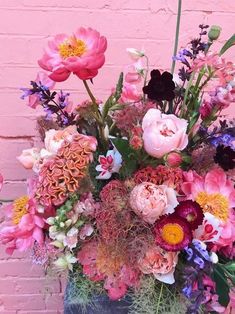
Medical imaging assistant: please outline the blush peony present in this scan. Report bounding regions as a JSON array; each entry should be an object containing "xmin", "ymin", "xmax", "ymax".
[
  {"xmin": 138, "ymin": 245, "xmax": 178, "ymax": 284},
  {"xmin": 142, "ymin": 108, "xmax": 188, "ymax": 158},
  {"xmin": 38, "ymin": 27, "xmax": 107, "ymax": 81},
  {"xmin": 129, "ymin": 182, "xmax": 178, "ymax": 224}
]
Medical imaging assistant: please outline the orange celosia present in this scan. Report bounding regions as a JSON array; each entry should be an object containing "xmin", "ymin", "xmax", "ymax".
[{"xmin": 36, "ymin": 134, "xmax": 97, "ymax": 206}]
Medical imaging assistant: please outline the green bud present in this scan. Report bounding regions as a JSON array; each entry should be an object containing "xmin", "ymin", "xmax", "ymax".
[{"xmin": 208, "ymin": 25, "xmax": 222, "ymax": 41}]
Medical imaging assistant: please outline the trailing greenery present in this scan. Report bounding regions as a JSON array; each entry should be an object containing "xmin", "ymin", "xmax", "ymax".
[
  {"xmin": 65, "ymin": 267, "xmax": 103, "ymax": 313},
  {"xmin": 128, "ymin": 276, "xmax": 187, "ymax": 314}
]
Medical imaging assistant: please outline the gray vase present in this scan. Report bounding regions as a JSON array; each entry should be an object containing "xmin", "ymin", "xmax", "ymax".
[{"xmin": 64, "ymin": 282, "xmax": 132, "ymax": 314}]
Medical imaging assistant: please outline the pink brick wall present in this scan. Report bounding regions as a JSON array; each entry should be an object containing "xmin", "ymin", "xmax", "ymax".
[{"xmin": 0, "ymin": 0, "xmax": 235, "ymax": 312}]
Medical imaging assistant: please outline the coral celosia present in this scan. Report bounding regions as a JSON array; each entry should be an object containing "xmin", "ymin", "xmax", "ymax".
[
  {"xmin": 36, "ymin": 134, "xmax": 97, "ymax": 206},
  {"xmin": 134, "ymin": 165, "xmax": 184, "ymax": 193},
  {"xmin": 100, "ymin": 179, "xmax": 128, "ymax": 210}
]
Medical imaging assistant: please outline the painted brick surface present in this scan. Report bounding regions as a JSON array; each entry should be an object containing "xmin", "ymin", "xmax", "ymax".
[{"xmin": 0, "ymin": 0, "xmax": 234, "ymax": 312}]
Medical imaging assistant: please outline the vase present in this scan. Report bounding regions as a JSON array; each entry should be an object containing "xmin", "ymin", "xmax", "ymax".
[{"xmin": 64, "ymin": 282, "xmax": 132, "ymax": 314}]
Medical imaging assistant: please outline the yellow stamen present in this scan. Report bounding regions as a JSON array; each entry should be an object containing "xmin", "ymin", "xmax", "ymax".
[
  {"xmin": 161, "ymin": 223, "xmax": 184, "ymax": 245},
  {"xmin": 196, "ymin": 192, "xmax": 229, "ymax": 221},
  {"xmin": 59, "ymin": 37, "xmax": 86, "ymax": 59},
  {"xmin": 12, "ymin": 196, "xmax": 29, "ymax": 224}
]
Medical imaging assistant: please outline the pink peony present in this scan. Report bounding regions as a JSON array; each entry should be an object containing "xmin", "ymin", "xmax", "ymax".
[
  {"xmin": 142, "ymin": 109, "xmax": 188, "ymax": 158},
  {"xmin": 129, "ymin": 182, "xmax": 178, "ymax": 224},
  {"xmin": 138, "ymin": 245, "xmax": 178, "ymax": 284},
  {"xmin": 17, "ymin": 148, "xmax": 40, "ymax": 170},
  {"xmin": 182, "ymin": 168, "xmax": 235, "ymax": 251},
  {"xmin": 38, "ymin": 27, "xmax": 107, "ymax": 81},
  {"xmin": 0, "ymin": 198, "xmax": 45, "ymax": 255}
]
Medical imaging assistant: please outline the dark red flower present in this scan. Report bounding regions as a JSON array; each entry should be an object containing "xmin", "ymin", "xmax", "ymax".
[
  {"xmin": 154, "ymin": 215, "xmax": 192, "ymax": 251},
  {"xmin": 143, "ymin": 69, "xmax": 175, "ymax": 101},
  {"xmin": 174, "ymin": 200, "xmax": 204, "ymax": 230}
]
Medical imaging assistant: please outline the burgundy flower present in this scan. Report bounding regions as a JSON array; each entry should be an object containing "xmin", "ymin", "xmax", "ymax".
[
  {"xmin": 143, "ymin": 70, "xmax": 175, "ymax": 101},
  {"xmin": 174, "ymin": 200, "xmax": 204, "ymax": 230},
  {"xmin": 154, "ymin": 215, "xmax": 193, "ymax": 251}
]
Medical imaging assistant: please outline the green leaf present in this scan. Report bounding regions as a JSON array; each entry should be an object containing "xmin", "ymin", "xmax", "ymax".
[
  {"xmin": 111, "ymin": 137, "xmax": 137, "ymax": 161},
  {"xmin": 224, "ymin": 262, "xmax": 235, "ymax": 272},
  {"xmin": 102, "ymin": 72, "xmax": 123, "ymax": 119},
  {"xmin": 112, "ymin": 137, "xmax": 139, "ymax": 178},
  {"xmin": 213, "ymin": 264, "xmax": 230, "ymax": 307},
  {"xmin": 219, "ymin": 34, "xmax": 235, "ymax": 55}
]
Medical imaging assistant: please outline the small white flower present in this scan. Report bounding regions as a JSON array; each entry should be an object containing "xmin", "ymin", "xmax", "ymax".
[
  {"xmin": 210, "ymin": 252, "xmax": 219, "ymax": 264},
  {"xmin": 79, "ymin": 224, "xmax": 94, "ymax": 240},
  {"xmin": 96, "ymin": 148, "xmax": 122, "ymax": 180},
  {"xmin": 63, "ymin": 227, "xmax": 78, "ymax": 249},
  {"xmin": 126, "ymin": 48, "xmax": 145, "ymax": 60},
  {"xmin": 46, "ymin": 217, "xmax": 55, "ymax": 225},
  {"xmin": 54, "ymin": 253, "xmax": 77, "ymax": 271}
]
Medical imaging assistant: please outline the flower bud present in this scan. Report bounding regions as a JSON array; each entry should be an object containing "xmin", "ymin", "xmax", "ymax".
[
  {"xmin": 65, "ymin": 219, "xmax": 72, "ymax": 227},
  {"xmin": 208, "ymin": 25, "xmax": 221, "ymax": 41},
  {"xmin": 126, "ymin": 48, "xmax": 145, "ymax": 60},
  {"xmin": 46, "ymin": 217, "xmax": 55, "ymax": 225},
  {"xmin": 166, "ymin": 152, "xmax": 182, "ymax": 167},
  {"xmin": 59, "ymin": 222, "xmax": 65, "ymax": 228},
  {"xmin": 51, "ymin": 240, "xmax": 64, "ymax": 248}
]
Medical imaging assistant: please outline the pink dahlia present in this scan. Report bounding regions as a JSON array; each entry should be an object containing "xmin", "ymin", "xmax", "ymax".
[
  {"xmin": 38, "ymin": 27, "xmax": 107, "ymax": 81},
  {"xmin": 154, "ymin": 215, "xmax": 193, "ymax": 251}
]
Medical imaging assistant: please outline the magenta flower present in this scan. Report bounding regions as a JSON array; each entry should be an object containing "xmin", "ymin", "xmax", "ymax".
[{"xmin": 38, "ymin": 27, "xmax": 107, "ymax": 81}]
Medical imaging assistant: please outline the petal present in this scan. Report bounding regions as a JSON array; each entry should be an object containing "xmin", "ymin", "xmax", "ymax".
[{"xmin": 154, "ymin": 269, "xmax": 175, "ymax": 284}]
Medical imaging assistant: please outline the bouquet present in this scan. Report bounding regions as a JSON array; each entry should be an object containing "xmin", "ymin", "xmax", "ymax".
[{"xmin": 0, "ymin": 7, "xmax": 235, "ymax": 314}]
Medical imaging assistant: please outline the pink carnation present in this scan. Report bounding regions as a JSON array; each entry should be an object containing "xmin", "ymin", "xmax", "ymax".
[{"xmin": 38, "ymin": 27, "xmax": 107, "ymax": 81}]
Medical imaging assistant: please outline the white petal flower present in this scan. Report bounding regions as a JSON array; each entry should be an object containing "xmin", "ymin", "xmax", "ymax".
[
  {"xmin": 126, "ymin": 48, "xmax": 145, "ymax": 60},
  {"xmin": 96, "ymin": 149, "xmax": 122, "ymax": 180}
]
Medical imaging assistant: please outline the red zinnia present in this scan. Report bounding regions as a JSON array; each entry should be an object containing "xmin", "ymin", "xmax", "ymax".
[
  {"xmin": 174, "ymin": 200, "xmax": 204, "ymax": 230},
  {"xmin": 154, "ymin": 215, "xmax": 192, "ymax": 252}
]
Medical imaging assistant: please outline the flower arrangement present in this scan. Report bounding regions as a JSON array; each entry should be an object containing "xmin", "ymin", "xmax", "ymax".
[{"xmin": 1, "ymin": 4, "xmax": 235, "ymax": 314}]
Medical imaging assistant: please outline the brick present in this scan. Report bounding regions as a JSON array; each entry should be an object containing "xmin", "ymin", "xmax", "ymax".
[
  {"xmin": 45, "ymin": 294, "xmax": 64, "ymax": 311},
  {"xmin": 0, "ymin": 294, "xmax": 46, "ymax": 310},
  {"xmin": 0, "ymin": 181, "xmax": 27, "ymax": 201},
  {"xmin": 0, "ymin": 139, "xmax": 34, "ymax": 181},
  {"xmin": 0, "ymin": 278, "xmax": 60, "ymax": 294},
  {"xmin": 0, "ymin": 260, "xmax": 45, "ymax": 277}
]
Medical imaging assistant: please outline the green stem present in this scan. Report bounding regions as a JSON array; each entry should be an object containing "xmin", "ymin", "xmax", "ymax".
[
  {"xmin": 171, "ymin": 0, "xmax": 182, "ymax": 75},
  {"xmin": 143, "ymin": 55, "xmax": 149, "ymax": 102},
  {"xmin": 83, "ymin": 80, "xmax": 103, "ymax": 124},
  {"xmin": 180, "ymin": 72, "xmax": 195, "ymax": 118},
  {"xmin": 156, "ymin": 283, "xmax": 163, "ymax": 314},
  {"xmin": 82, "ymin": 80, "xmax": 108, "ymax": 151}
]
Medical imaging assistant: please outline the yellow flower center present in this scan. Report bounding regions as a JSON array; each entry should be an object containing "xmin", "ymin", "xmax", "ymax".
[
  {"xmin": 12, "ymin": 196, "xmax": 29, "ymax": 224},
  {"xmin": 59, "ymin": 37, "xmax": 86, "ymax": 59},
  {"xmin": 196, "ymin": 192, "xmax": 229, "ymax": 221},
  {"xmin": 161, "ymin": 223, "xmax": 184, "ymax": 245}
]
